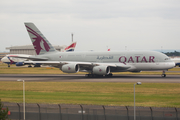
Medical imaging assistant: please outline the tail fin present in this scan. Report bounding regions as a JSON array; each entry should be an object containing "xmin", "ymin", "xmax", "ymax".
[
  {"xmin": 63, "ymin": 42, "xmax": 77, "ymax": 52},
  {"xmin": 7, "ymin": 57, "xmax": 15, "ymax": 64},
  {"xmin": 24, "ymin": 23, "xmax": 57, "ymax": 55}
]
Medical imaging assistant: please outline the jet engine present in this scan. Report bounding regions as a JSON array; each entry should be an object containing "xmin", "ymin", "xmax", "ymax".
[
  {"xmin": 93, "ymin": 66, "xmax": 110, "ymax": 75},
  {"xmin": 61, "ymin": 64, "xmax": 79, "ymax": 73},
  {"xmin": 16, "ymin": 62, "xmax": 24, "ymax": 66}
]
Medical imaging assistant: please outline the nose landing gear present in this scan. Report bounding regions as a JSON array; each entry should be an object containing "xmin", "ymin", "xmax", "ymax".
[{"xmin": 161, "ymin": 70, "xmax": 166, "ymax": 77}]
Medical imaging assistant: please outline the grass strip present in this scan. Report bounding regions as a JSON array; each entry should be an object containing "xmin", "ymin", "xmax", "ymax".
[{"xmin": 0, "ymin": 82, "xmax": 180, "ymax": 107}]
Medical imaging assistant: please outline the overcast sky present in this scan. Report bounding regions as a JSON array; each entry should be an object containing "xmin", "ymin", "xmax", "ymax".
[{"xmin": 0, "ymin": 0, "xmax": 180, "ymax": 52}]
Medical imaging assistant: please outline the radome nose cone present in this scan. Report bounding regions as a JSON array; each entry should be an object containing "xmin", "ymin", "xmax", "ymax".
[{"xmin": 170, "ymin": 62, "xmax": 176, "ymax": 68}]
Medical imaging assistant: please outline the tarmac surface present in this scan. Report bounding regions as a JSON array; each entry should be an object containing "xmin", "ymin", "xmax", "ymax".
[{"xmin": 0, "ymin": 74, "xmax": 180, "ymax": 83}]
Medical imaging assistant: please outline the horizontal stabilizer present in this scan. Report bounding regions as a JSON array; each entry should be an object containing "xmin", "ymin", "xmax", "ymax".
[{"xmin": 7, "ymin": 55, "xmax": 48, "ymax": 61}]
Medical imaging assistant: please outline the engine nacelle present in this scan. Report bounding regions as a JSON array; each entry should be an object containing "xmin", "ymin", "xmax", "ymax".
[
  {"xmin": 16, "ymin": 62, "xmax": 24, "ymax": 66},
  {"xmin": 61, "ymin": 64, "xmax": 79, "ymax": 73},
  {"xmin": 93, "ymin": 66, "xmax": 110, "ymax": 75}
]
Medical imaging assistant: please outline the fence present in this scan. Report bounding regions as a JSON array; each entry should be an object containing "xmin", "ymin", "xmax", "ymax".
[{"xmin": 3, "ymin": 102, "xmax": 180, "ymax": 120}]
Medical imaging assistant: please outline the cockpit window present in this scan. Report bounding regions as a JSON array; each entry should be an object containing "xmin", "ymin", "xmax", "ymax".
[{"xmin": 165, "ymin": 58, "xmax": 170, "ymax": 60}]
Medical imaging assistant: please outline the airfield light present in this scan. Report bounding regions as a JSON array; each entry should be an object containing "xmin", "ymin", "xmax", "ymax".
[
  {"xmin": 17, "ymin": 79, "xmax": 25, "ymax": 120},
  {"xmin": 134, "ymin": 82, "xmax": 141, "ymax": 120}
]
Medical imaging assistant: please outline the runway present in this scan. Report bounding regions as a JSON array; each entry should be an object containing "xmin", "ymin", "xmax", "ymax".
[{"xmin": 0, "ymin": 74, "xmax": 180, "ymax": 83}]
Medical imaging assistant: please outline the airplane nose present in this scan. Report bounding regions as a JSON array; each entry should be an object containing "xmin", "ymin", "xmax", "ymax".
[
  {"xmin": 173, "ymin": 62, "xmax": 176, "ymax": 67},
  {"xmin": 170, "ymin": 62, "xmax": 176, "ymax": 68}
]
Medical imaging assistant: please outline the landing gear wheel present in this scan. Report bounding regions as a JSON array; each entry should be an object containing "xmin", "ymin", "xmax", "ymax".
[
  {"xmin": 8, "ymin": 64, "xmax": 10, "ymax": 67},
  {"xmin": 109, "ymin": 73, "xmax": 113, "ymax": 77},
  {"xmin": 28, "ymin": 65, "xmax": 32, "ymax": 67},
  {"xmin": 34, "ymin": 64, "xmax": 41, "ymax": 67},
  {"xmin": 85, "ymin": 74, "xmax": 93, "ymax": 78},
  {"xmin": 161, "ymin": 70, "xmax": 166, "ymax": 77},
  {"xmin": 105, "ymin": 73, "xmax": 113, "ymax": 77},
  {"xmin": 88, "ymin": 74, "xmax": 93, "ymax": 77},
  {"xmin": 161, "ymin": 74, "xmax": 166, "ymax": 77},
  {"xmin": 85, "ymin": 74, "xmax": 103, "ymax": 78}
]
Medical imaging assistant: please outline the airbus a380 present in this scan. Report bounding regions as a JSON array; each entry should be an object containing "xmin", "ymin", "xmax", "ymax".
[{"xmin": 13, "ymin": 23, "xmax": 175, "ymax": 77}]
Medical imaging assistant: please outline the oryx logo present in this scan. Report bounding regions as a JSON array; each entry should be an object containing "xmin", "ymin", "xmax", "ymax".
[
  {"xmin": 26, "ymin": 25, "xmax": 50, "ymax": 55},
  {"xmin": 99, "ymin": 68, "xmax": 102, "ymax": 72},
  {"xmin": 68, "ymin": 66, "xmax": 71, "ymax": 70}
]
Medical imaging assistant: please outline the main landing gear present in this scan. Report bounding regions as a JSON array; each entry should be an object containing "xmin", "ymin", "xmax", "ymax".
[
  {"xmin": 85, "ymin": 74, "xmax": 103, "ymax": 78},
  {"xmin": 161, "ymin": 70, "xmax": 166, "ymax": 77},
  {"xmin": 34, "ymin": 64, "xmax": 41, "ymax": 67},
  {"xmin": 105, "ymin": 73, "xmax": 113, "ymax": 77},
  {"xmin": 28, "ymin": 65, "xmax": 32, "ymax": 67},
  {"xmin": 85, "ymin": 73, "xmax": 113, "ymax": 78}
]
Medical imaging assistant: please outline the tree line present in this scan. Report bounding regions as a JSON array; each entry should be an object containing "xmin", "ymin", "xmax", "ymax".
[{"xmin": 163, "ymin": 51, "xmax": 180, "ymax": 56}]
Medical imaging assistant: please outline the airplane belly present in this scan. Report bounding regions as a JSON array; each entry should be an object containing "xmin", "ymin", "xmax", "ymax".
[{"xmin": 132, "ymin": 62, "xmax": 175, "ymax": 71}]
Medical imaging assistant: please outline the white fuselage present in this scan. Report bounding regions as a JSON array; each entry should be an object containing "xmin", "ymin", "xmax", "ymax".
[{"xmin": 35, "ymin": 50, "xmax": 175, "ymax": 72}]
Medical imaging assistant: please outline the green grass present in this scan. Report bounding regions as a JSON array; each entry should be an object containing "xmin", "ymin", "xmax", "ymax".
[
  {"xmin": 0, "ymin": 82, "xmax": 180, "ymax": 107},
  {"xmin": 1, "ymin": 63, "xmax": 180, "ymax": 107}
]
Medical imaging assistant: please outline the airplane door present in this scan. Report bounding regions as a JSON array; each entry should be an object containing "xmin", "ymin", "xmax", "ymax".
[{"xmin": 156, "ymin": 59, "xmax": 159, "ymax": 65}]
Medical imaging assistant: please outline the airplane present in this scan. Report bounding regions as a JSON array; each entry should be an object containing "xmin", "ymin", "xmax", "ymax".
[
  {"xmin": 1, "ymin": 42, "xmax": 77, "ymax": 67},
  {"xmin": 11, "ymin": 22, "xmax": 175, "ymax": 77},
  {"xmin": 170, "ymin": 57, "xmax": 180, "ymax": 67},
  {"xmin": 1, "ymin": 54, "xmax": 31, "ymax": 67}
]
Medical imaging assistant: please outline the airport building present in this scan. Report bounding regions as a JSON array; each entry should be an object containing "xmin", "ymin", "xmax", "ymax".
[
  {"xmin": 0, "ymin": 44, "xmax": 67, "ymax": 60},
  {"xmin": 6, "ymin": 45, "xmax": 67, "ymax": 55},
  {"xmin": 0, "ymin": 53, "xmax": 8, "ymax": 60}
]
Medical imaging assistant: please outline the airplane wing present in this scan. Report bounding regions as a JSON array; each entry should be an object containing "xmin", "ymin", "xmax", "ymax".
[{"xmin": 24, "ymin": 61, "xmax": 131, "ymax": 69}]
